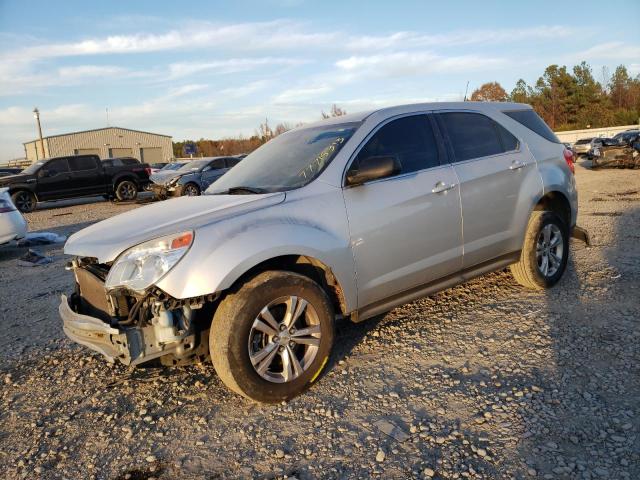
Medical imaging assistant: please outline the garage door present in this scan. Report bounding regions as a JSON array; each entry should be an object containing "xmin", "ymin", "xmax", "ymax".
[
  {"xmin": 109, "ymin": 148, "xmax": 133, "ymax": 158},
  {"xmin": 140, "ymin": 147, "xmax": 163, "ymax": 164},
  {"xmin": 75, "ymin": 148, "xmax": 101, "ymax": 157}
]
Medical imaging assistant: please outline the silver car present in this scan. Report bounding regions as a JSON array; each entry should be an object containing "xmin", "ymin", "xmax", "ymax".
[{"xmin": 60, "ymin": 102, "xmax": 584, "ymax": 402}]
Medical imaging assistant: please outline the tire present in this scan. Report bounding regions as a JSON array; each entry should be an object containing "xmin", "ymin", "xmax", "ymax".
[
  {"xmin": 182, "ymin": 183, "xmax": 200, "ymax": 196},
  {"xmin": 210, "ymin": 270, "xmax": 335, "ymax": 403},
  {"xmin": 115, "ymin": 180, "xmax": 138, "ymax": 202},
  {"xmin": 592, "ymin": 158, "xmax": 599, "ymax": 169},
  {"xmin": 11, "ymin": 190, "xmax": 36, "ymax": 213},
  {"xmin": 510, "ymin": 211, "xmax": 569, "ymax": 290}
]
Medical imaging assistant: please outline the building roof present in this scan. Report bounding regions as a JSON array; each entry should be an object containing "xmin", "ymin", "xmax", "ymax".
[{"xmin": 23, "ymin": 126, "xmax": 172, "ymax": 145}]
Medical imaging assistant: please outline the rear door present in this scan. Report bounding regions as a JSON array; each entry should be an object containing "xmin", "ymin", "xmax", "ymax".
[
  {"xmin": 35, "ymin": 158, "xmax": 72, "ymax": 200},
  {"xmin": 342, "ymin": 113, "xmax": 463, "ymax": 308},
  {"xmin": 68, "ymin": 155, "xmax": 104, "ymax": 196},
  {"xmin": 436, "ymin": 111, "xmax": 542, "ymax": 267}
]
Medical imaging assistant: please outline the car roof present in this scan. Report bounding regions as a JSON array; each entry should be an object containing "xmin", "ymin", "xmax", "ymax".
[{"xmin": 301, "ymin": 101, "xmax": 533, "ymax": 129}]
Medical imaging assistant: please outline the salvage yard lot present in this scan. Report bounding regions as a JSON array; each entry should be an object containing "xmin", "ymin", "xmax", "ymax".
[{"xmin": 0, "ymin": 163, "xmax": 638, "ymax": 479}]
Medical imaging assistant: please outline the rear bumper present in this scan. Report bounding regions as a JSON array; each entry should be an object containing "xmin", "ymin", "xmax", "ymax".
[{"xmin": 0, "ymin": 210, "xmax": 28, "ymax": 244}]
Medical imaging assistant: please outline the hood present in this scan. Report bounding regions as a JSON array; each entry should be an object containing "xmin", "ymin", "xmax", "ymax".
[
  {"xmin": 0, "ymin": 173, "xmax": 31, "ymax": 185},
  {"xmin": 65, "ymin": 192, "xmax": 286, "ymax": 262},
  {"xmin": 150, "ymin": 170, "xmax": 184, "ymax": 185}
]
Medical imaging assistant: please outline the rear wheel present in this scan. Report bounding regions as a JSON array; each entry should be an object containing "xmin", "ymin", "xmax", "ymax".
[
  {"xmin": 510, "ymin": 211, "xmax": 569, "ymax": 290},
  {"xmin": 210, "ymin": 271, "xmax": 335, "ymax": 402},
  {"xmin": 115, "ymin": 180, "xmax": 137, "ymax": 201},
  {"xmin": 182, "ymin": 183, "xmax": 200, "ymax": 196},
  {"xmin": 11, "ymin": 190, "xmax": 36, "ymax": 213}
]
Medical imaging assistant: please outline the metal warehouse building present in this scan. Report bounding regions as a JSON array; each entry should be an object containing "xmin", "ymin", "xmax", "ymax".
[{"xmin": 23, "ymin": 127, "xmax": 173, "ymax": 164}]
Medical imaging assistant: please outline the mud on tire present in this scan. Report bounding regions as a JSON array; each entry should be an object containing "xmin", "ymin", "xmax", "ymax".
[
  {"xmin": 210, "ymin": 270, "xmax": 335, "ymax": 403},
  {"xmin": 510, "ymin": 211, "xmax": 569, "ymax": 290}
]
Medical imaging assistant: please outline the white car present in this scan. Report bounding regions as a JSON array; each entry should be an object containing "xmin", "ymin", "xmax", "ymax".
[{"xmin": 0, "ymin": 187, "xmax": 28, "ymax": 244}]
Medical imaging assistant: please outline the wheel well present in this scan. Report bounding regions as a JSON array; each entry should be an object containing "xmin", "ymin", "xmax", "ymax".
[
  {"xmin": 9, "ymin": 188, "xmax": 37, "ymax": 201},
  {"xmin": 232, "ymin": 255, "xmax": 348, "ymax": 317},
  {"xmin": 114, "ymin": 176, "xmax": 137, "ymax": 187},
  {"xmin": 535, "ymin": 191, "xmax": 571, "ymax": 226}
]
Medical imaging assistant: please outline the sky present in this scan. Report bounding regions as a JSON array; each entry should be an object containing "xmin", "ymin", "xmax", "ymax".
[{"xmin": 0, "ymin": 0, "xmax": 638, "ymax": 161}]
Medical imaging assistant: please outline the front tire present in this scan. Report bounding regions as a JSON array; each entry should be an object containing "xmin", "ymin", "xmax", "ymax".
[
  {"xmin": 11, "ymin": 190, "xmax": 36, "ymax": 213},
  {"xmin": 510, "ymin": 211, "xmax": 569, "ymax": 290},
  {"xmin": 182, "ymin": 183, "xmax": 200, "ymax": 196},
  {"xmin": 115, "ymin": 180, "xmax": 138, "ymax": 202},
  {"xmin": 210, "ymin": 271, "xmax": 335, "ymax": 403}
]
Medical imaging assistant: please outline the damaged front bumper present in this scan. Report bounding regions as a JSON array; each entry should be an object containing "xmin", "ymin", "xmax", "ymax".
[{"xmin": 60, "ymin": 294, "xmax": 206, "ymax": 366}]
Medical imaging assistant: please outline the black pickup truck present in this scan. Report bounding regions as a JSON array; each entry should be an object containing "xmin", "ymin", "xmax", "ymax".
[{"xmin": 0, "ymin": 155, "xmax": 151, "ymax": 212}]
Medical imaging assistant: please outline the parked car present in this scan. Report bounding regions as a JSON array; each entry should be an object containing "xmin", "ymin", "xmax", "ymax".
[
  {"xmin": 591, "ymin": 131, "xmax": 640, "ymax": 169},
  {"xmin": 0, "ymin": 155, "xmax": 151, "ymax": 213},
  {"xmin": 60, "ymin": 102, "xmax": 587, "ymax": 402},
  {"xmin": 587, "ymin": 137, "xmax": 616, "ymax": 159},
  {"xmin": 148, "ymin": 156, "xmax": 241, "ymax": 199},
  {"xmin": 0, "ymin": 167, "xmax": 22, "ymax": 178},
  {"xmin": 0, "ymin": 187, "xmax": 27, "ymax": 244},
  {"xmin": 572, "ymin": 137, "xmax": 593, "ymax": 156}
]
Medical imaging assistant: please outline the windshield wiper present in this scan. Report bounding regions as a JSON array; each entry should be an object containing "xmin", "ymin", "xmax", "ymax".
[{"xmin": 224, "ymin": 186, "xmax": 268, "ymax": 195}]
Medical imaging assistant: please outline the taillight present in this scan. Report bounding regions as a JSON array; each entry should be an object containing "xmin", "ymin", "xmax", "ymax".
[
  {"xmin": 145, "ymin": 167, "xmax": 152, "ymax": 176},
  {"xmin": 0, "ymin": 198, "xmax": 16, "ymax": 213},
  {"xmin": 563, "ymin": 149, "xmax": 575, "ymax": 174}
]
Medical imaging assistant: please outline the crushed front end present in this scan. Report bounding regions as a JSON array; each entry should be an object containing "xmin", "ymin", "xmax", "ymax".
[{"xmin": 60, "ymin": 257, "xmax": 214, "ymax": 366}]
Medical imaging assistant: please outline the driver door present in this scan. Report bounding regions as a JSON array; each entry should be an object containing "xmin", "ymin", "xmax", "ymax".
[
  {"xmin": 342, "ymin": 114, "xmax": 463, "ymax": 308},
  {"xmin": 36, "ymin": 158, "xmax": 73, "ymax": 200},
  {"xmin": 201, "ymin": 158, "xmax": 228, "ymax": 190}
]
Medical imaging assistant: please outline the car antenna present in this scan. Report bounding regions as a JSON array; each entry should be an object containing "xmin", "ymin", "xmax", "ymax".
[{"xmin": 463, "ymin": 81, "xmax": 469, "ymax": 101}]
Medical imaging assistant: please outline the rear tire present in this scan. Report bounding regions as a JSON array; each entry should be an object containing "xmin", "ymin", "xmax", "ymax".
[
  {"xmin": 115, "ymin": 180, "xmax": 138, "ymax": 202},
  {"xmin": 510, "ymin": 211, "xmax": 569, "ymax": 290},
  {"xmin": 210, "ymin": 271, "xmax": 335, "ymax": 403},
  {"xmin": 11, "ymin": 190, "xmax": 36, "ymax": 213}
]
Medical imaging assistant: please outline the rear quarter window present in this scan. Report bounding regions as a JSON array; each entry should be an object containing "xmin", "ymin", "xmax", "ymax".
[{"xmin": 503, "ymin": 110, "xmax": 560, "ymax": 144}]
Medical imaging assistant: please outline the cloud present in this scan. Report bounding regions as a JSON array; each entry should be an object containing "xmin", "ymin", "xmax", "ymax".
[
  {"xmin": 336, "ymin": 52, "xmax": 506, "ymax": 77},
  {"xmin": 576, "ymin": 42, "xmax": 640, "ymax": 61},
  {"xmin": 167, "ymin": 57, "xmax": 306, "ymax": 79}
]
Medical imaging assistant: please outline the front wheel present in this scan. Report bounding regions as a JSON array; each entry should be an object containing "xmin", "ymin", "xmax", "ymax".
[
  {"xmin": 115, "ymin": 180, "xmax": 138, "ymax": 202},
  {"xmin": 11, "ymin": 190, "xmax": 37, "ymax": 213},
  {"xmin": 210, "ymin": 271, "xmax": 335, "ymax": 403},
  {"xmin": 510, "ymin": 211, "xmax": 569, "ymax": 290},
  {"xmin": 182, "ymin": 183, "xmax": 200, "ymax": 196}
]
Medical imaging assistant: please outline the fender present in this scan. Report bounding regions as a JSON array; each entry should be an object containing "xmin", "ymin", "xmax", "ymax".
[
  {"xmin": 536, "ymin": 155, "xmax": 578, "ymax": 228},
  {"xmin": 156, "ymin": 189, "xmax": 358, "ymax": 312}
]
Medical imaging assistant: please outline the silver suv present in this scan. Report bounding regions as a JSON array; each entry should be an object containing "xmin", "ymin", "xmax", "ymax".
[{"xmin": 61, "ymin": 102, "xmax": 584, "ymax": 402}]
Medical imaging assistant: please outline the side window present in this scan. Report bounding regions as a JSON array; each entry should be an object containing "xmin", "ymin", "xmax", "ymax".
[
  {"xmin": 209, "ymin": 158, "xmax": 226, "ymax": 170},
  {"xmin": 226, "ymin": 158, "xmax": 240, "ymax": 168},
  {"xmin": 43, "ymin": 158, "xmax": 69, "ymax": 176},
  {"xmin": 440, "ymin": 112, "xmax": 504, "ymax": 162},
  {"xmin": 354, "ymin": 114, "xmax": 440, "ymax": 175},
  {"xmin": 495, "ymin": 123, "xmax": 520, "ymax": 151},
  {"xmin": 102, "ymin": 160, "xmax": 113, "ymax": 168},
  {"xmin": 69, "ymin": 156, "xmax": 99, "ymax": 171}
]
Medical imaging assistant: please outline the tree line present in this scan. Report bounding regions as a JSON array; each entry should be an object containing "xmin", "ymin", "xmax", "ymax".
[
  {"xmin": 173, "ymin": 62, "xmax": 639, "ymax": 157},
  {"xmin": 471, "ymin": 63, "xmax": 639, "ymax": 131}
]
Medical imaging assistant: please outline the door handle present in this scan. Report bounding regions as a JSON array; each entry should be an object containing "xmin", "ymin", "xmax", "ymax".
[
  {"xmin": 509, "ymin": 161, "xmax": 525, "ymax": 170},
  {"xmin": 432, "ymin": 181, "xmax": 456, "ymax": 193}
]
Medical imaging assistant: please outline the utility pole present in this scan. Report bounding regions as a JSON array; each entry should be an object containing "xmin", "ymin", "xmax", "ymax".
[{"xmin": 33, "ymin": 107, "xmax": 45, "ymax": 160}]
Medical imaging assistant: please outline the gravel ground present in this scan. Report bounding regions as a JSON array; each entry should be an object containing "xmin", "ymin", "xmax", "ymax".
[{"xmin": 0, "ymin": 163, "xmax": 638, "ymax": 480}]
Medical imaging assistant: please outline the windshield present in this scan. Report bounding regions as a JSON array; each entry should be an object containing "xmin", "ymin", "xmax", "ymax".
[
  {"xmin": 21, "ymin": 161, "xmax": 45, "ymax": 175},
  {"xmin": 162, "ymin": 162, "xmax": 186, "ymax": 171},
  {"xmin": 178, "ymin": 160, "xmax": 209, "ymax": 172},
  {"xmin": 207, "ymin": 122, "xmax": 361, "ymax": 194}
]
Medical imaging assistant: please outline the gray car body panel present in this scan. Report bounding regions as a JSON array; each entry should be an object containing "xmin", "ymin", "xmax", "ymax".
[{"xmin": 64, "ymin": 101, "xmax": 578, "ymax": 318}]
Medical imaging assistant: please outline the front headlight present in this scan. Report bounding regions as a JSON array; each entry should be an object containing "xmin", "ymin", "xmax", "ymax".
[
  {"xmin": 166, "ymin": 176, "xmax": 181, "ymax": 187},
  {"xmin": 105, "ymin": 231, "xmax": 194, "ymax": 293}
]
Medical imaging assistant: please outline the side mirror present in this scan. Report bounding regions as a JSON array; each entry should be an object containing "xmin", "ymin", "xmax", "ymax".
[{"xmin": 346, "ymin": 155, "xmax": 401, "ymax": 186}]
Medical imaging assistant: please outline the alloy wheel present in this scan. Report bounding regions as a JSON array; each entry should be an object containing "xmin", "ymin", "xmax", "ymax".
[
  {"xmin": 248, "ymin": 295, "xmax": 321, "ymax": 383},
  {"xmin": 15, "ymin": 192, "xmax": 34, "ymax": 212},
  {"xmin": 536, "ymin": 223, "xmax": 564, "ymax": 277},
  {"xmin": 118, "ymin": 182, "xmax": 136, "ymax": 200}
]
